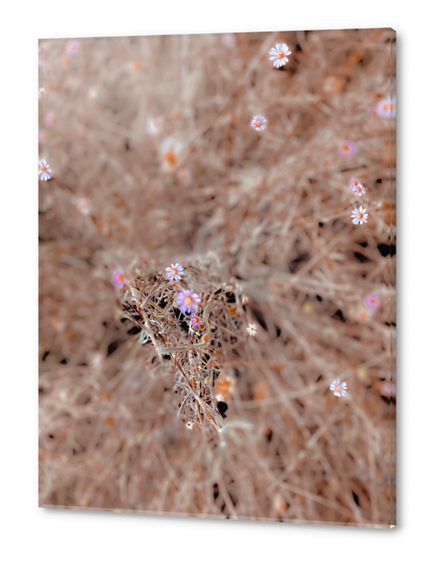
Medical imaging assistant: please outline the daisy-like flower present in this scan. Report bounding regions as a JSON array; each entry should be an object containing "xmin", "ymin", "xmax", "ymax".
[
  {"xmin": 251, "ymin": 115, "xmax": 267, "ymax": 131},
  {"xmin": 339, "ymin": 141, "xmax": 357, "ymax": 156},
  {"xmin": 177, "ymin": 289, "xmax": 201, "ymax": 314},
  {"xmin": 161, "ymin": 137, "xmax": 181, "ymax": 169},
  {"xmin": 241, "ymin": 293, "xmax": 248, "ymax": 305},
  {"xmin": 147, "ymin": 117, "xmax": 163, "ymax": 136},
  {"xmin": 349, "ymin": 179, "xmax": 365, "ymax": 196},
  {"xmin": 166, "ymin": 263, "xmax": 184, "ymax": 281},
  {"xmin": 113, "ymin": 270, "xmax": 127, "ymax": 286},
  {"xmin": 330, "ymin": 379, "xmax": 347, "ymax": 397},
  {"xmin": 246, "ymin": 323, "xmax": 257, "ymax": 336},
  {"xmin": 66, "ymin": 40, "xmax": 79, "ymax": 55},
  {"xmin": 351, "ymin": 206, "xmax": 368, "ymax": 225},
  {"xmin": 190, "ymin": 315, "xmax": 200, "ymax": 327},
  {"xmin": 222, "ymin": 33, "xmax": 236, "ymax": 47},
  {"xmin": 185, "ymin": 420, "xmax": 194, "ymax": 430},
  {"xmin": 377, "ymin": 97, "xmax": 396, "ymax": 118},
  {"xmin": 269, "ymin": 43, "xmax": 291, "ymax": 68},
  {"xmin": 365, "ymin": 294, "xmax": 380, "ymax": 310},
  {"xmin": 38, "ymin": 88, "xmax": 45, "ymax": 98},
  {"xmin": 38, "ymin": 159, "xmax": 52, "ymax": 181}
]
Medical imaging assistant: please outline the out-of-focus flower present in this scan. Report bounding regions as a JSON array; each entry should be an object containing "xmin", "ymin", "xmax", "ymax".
[
  {"xmin": 377, "ymin": 97, "xmax": 396, "ymax": 118},
  {"xmin": 185, "ymin": 420, "xmax": 194, "ymax": 430},
  {"xmin": 169, "ymin": 110, "xmax": 181, "ymax": 121},
  {"xmin": 166, "ymin": 263, "xmax": 184, "ymax": 281},
  {"xmin": 365, "ymin": 294, "xmax": 380, "ymax": 310},
  {"xmin": 38, "ymin": 130, "xmax": 47, "ymax": 144},
  {"xmin": 246, "ymin": 323, "xmax": 257, "ymax": 336},
  {"xmin": 349, "ymin": 179, "xmax": 365, "ymax": 196},
  {"xmin": 339, "ymin": 141, "xmax": 357, "ymax": 156},
  {"xmin": 251, "ymin": 115, "xmax": 267, "ymax": 131},
  {"xmin": 380, "ymin": 382, "xmax": 396, "ymax": 397},
  {"xmin": 330, "ymin": 379, "xmax": 347, "ymax": 397},
  {"xmin": 177, "ymin": 289, "xmax": 201, "ymax": 314},
  {"xmin": 147, "ymin": 117, "xmax": 163, "ymax": 136},
  {"xmin": 190, "ymin": 315, "xmax": 200, "ymax": 326},
  {"xmin": 215, "ymin": 375, "xmax": 235, "ymax": 399},
  {"xmin": 367, "ymin": 107, "xmax": 377, "ymax": 117},
  {"xmin": 38, "ymin": 88, "xmax": 45, "ymax": 98},
  {"xmin": 44, "ymin": 113, "xmax": 55, "ymax": 128},
  {"xmin": 66, "ymin": 40, "xmax": 79, "ymax": 55},
  {"xmin": 241, "ymin": 293, "xmax": 248, "ymax": 305},
  {"xmin": 161, "ymin": 137, "xmax": 181, "ymax": 169},
  {"xmin": 269, "ymin": 43, "xmax": 291, "ymax": 68},
  {"xmin": 113, "ymin": 270, "xmax": 127, "ymax": 286},
  {"xmin": 91, "ymin": 352, "xmax": 103, "ymax": 368},
  {"xmin": 129, "ymin": 60, "xmax": 141, "ymax": 72},
  {"xmin": 351, "ymin": 206, "xmax": 368, "ymax": 225},
  {"xmin": 38, "ymin": 159, "xmax": 52, "ymax": 181},
  {"xmin": 222, "ymin": 33, "xmax": 236, "ymax": 47},
  {"xmin": 176, "ymin": 168, "xmax": 191, "ymax": 181},
  {"xmin": 50, "ymin": 315, "xmax": 65, "ymax": 333},
  {"xmin": 76, "ymin": 197, "xmax": 91, "ymax": 215}
]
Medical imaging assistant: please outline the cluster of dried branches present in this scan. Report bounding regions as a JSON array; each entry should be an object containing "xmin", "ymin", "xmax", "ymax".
[{"xmin": 122, "ymin": 263, "xmax": 249, "ymax": 430}]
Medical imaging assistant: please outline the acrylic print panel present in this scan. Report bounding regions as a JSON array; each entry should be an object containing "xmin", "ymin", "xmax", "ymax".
[{"xmin": 38, "ymin": 28, "xmax": 396, "ymax": 528}]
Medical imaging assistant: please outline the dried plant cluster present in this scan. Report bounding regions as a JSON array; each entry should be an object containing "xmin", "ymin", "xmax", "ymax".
[
  {"xmin": 122, "ymin": 263, "xmax": 249, "ymax": 430},
  {"xmin": 39, "ymin": 28, "xmax": 396, "ymax": 527}
]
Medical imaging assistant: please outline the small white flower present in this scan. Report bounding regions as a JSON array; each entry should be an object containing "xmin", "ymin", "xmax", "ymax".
[
  {"xmin": 349, "ymin": 179, "xmax": 365, "ymax": 196},
  {"xmin": 251, "ymin": 115, "xmax": 267, "ymax": 131},
  {"xmin": 246, "ymin": 323, "xmax": 257, "ymax": 336},
  {"xmin": 161, "ymin": 137, "xmax": 181, "ymax": 170},
  {"xmin": 147, "ymin": 117, "xmax": 163, "ymax": 136},
  {"xmin": 330, "ymin": 379, "xmax": 347, "ymax": 397},
  {"xmin": 166, "ymin": 263, "xmax": 184, "ymax": 281},
  {"xmin": 38, "ymin": 88, "xmax": 45, "ymax": 98},
  {"xmin": 185, "ymin": 420, "xmax": 194, "ymax": 430},
  {"xmin": 351, "ymin": 206, "xmax": 368, "ymax": 225},
  {"xmin": 269, "ymin": 43, "xmax": 291, "ymax": 68},
  {"xmin": 38, "ymin": 159, "xmax": 52, "ymax": 181}
]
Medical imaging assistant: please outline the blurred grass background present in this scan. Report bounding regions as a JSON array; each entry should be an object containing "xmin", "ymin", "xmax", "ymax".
[{"xmin": 39, "ymin": 28, "xmax": 395, "ymax": 527}]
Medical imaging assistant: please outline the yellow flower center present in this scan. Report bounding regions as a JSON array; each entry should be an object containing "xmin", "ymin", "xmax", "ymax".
[
  {"xmin": 343, "ymin": 145, "xmax": 350, "ymax": 152},
  {"xmin": 336, "ymin": 385, "xmax": 341, "ymax": 393},
  {"xmin": 117, "ymin": 274, "xmax": 124, "ymax": 282},
  {"xmin": 184, "ymin": 295, "xmax": 193, "ymax": 306},
  {"xmin": 352, "ymin": 181, "xmax": 358, "ymax": 186},
  {"xmin": 255, "ymin": 120, "xmax": 261, "ymax": 127},
  {"xmin": 358, "ymin": 213, "xmax": 363, "ymax": 219},
  {"xmin": 276, "ymin": 51, "xmax": 284, "ymax": 59},
  {"xmin": 171, "ymin": 268, "xmax": 178, "ymax": 275},
  {"xmin": 41, "ymin": 166, "xmax": 47, "ymax": 173}
]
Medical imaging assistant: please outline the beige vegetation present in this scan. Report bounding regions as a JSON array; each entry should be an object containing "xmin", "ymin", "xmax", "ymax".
[{"xmin": 39, "ymin": 28, "xmax": 396, "ymax": 527}]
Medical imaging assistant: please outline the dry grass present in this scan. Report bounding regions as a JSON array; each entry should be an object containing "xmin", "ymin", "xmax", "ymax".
[{"xmin": 39, "ymin": 28, "xmax": 396, "ymax": 527}]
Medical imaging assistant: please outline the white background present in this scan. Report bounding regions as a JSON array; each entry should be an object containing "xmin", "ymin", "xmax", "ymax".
[{"xmin": 0, "ymin": 1, "xmax": 430, "ymax": 560}]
